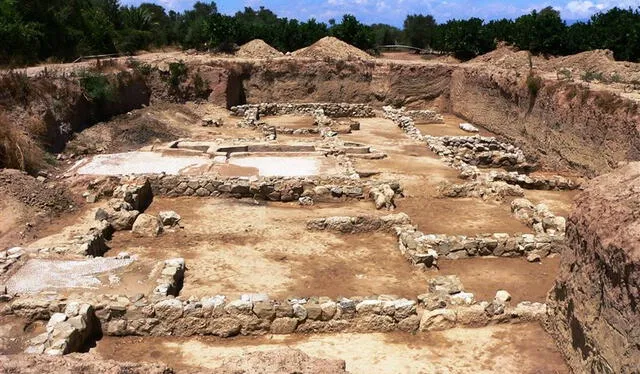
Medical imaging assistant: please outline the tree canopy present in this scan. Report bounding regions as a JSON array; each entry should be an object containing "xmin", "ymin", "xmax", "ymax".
[{"xmin": 1, "ymin": 0, "xmax": 639, "ymax": 65}]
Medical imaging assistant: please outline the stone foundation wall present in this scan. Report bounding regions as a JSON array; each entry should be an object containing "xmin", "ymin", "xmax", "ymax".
[
  {"xmin": 2, "ymin": 293, "xmax": 548, "ymax": 340},
  {"xmin": 395, "ymin": 226, "xmax": 562, "ymax": 265},
  {"xmin": 230, "ymin": 103, "xmax": 375, "ymax": 118},
  {"xmin": 144, "ymin": 175, "xmax": 402, "ymax": 205},
  {"xmin": 306, "ymin": 213, "xmax": 411, "ymax": 234}
]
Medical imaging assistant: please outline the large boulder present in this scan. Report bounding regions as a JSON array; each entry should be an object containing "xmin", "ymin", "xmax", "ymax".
[
  {"xmin": 546, "ymin": 162, "xmax": 640, "ymax": 374},
  {"xmin": 132, "ymin": 214, "xmax": 163, "ymax": 237}
]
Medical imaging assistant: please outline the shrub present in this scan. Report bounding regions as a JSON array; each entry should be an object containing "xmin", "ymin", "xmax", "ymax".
[
  {"xmin": 0, "ymin": 71, "xmax": 31, "ymax": 106},
  {"xmin": 192, "ymin": 69, "xmax": 210, "ymax": 99},
  {"xmin": 556, "ymin": 68, "xmax": 572, "ymax": 81},
  {"xmin": 0, "ymin": 115, "xmax": 43, "ymax": 173},
  {"xmin": 79, "ymin": 71, "xmax": 116, "ymax": 102},
  {"xmin": 582, "ymin": 70, "xmax": 604, "ymax": 83},
  {"xmin": 167, "ymin": 60, "xmax": 188, "ymax": 90},
  {"xmin": 526, "ymin": 74, "xmax": 543, "ymax": 97}
]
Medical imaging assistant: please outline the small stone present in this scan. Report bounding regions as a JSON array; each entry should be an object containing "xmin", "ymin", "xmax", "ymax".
[
  {"xmin": 527, "ymin": 252, "xmax": 542, "ymax": 262},
  {"xmin": 270, "ymin": 317, "xmax": 298, "ymax": 334},
  {"xmin": 495, "ymin": 290, "xmax": 512, "ymax": 304},
  {"xmin": 159, "ymin": 211, "xmax": 181, "ymax": 227},
  {"xmin": 116, "ymin": 252, "xmax": 131, "ymax": 260},
  {"xmin": 132, "ymin": 214, "xmax": 163, "ymax": 237},
  {"xmin": 298, "ymin": 196, "xmax": 314, "ymax": 206}
]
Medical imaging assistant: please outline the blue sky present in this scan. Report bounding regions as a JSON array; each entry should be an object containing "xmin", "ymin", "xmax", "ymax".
[{"xmin": 121, "ymin": 0, "xmax": 640, "ymax": 26}]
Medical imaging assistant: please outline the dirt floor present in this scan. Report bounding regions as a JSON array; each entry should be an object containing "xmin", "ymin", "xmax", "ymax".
[
  {"xmin": 523, "ymin": 189, "xmax": 578, "ymax": 217},
  {"xmin": 107, "ymin": 197, "xmax": 432, "ymax": 299},
  {"xmin": 91, "ymin": 323, "xmax": 568, "ymax": 374},
  {"xmin": 0, "ymin": 317, "xmax": 46, "ymax": 355},
  {"xmin": 262, "ymin": 114, "xmax": 316, "ymax": 129},
  {"xmin": 415, "ymin": 114, "xmax": 495, "ymax": 137},
  {"xmin": 436, "ymin": 256, "xmax": 560, "ymax": 303}
]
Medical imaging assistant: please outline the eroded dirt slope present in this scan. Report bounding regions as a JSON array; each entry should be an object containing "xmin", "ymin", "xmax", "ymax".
[{"xmin": 546, "ymin": 161, "xmax": 640, "ymax": 374}]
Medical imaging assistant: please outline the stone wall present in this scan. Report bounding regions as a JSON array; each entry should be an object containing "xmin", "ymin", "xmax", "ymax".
[
  {"xmin": 144, "ymin": 175, "xmax": 402, "ymax": 205},
  {"xmin": 384, "ymin": 105, "xmax": 582, "ymax": 193},
  {"xmin": 230, "ymin": 103, "xmax": 375, "ymax": 118},
  {"xmin": 2, "ymin": 292, "xmax": 548, "ymax": 340},
  {"xmin": 306, "ymin": 213, "xmax": 411, "ymax": 234},
  {"xmin": 395, "ymin": 225, "xmax": 562, "ymax": 265}
]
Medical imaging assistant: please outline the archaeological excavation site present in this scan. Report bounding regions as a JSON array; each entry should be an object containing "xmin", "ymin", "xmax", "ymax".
[{"xmin": 0, "ymin": 38, "xmax": 639, "ymax": 374}]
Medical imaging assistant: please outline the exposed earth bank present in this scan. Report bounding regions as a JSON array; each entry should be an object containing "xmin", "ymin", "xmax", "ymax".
[{"xmin": 546, "ymin": 161, "xmax": 640, "ymax": 374}]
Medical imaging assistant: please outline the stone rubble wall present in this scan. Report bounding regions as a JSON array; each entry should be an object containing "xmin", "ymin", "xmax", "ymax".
[
  {"xmin": 404, "ymin": 109, "xmax": 445, "ymax": 124},
  {"xmin": 3, "ymin": 292, "xmax": 548, "ymax": 341},
  {"xmin": 154, "ymin": 258, "xmax": 185, "ymax": 297},
  {"xmin": 24, "ymin": 302, "xmax": 97, "ymax": 356},
  {"xmin": 395, "ymin": 225, "xmax": 562, "ymax": 265},
  {"xmin": 230, "ymin": 103, "xmax": 375, "ymax": 118},
  {"xmin": 511, "ymin": 198, "xmax": 566, "ymax": 239},
  {"xmin": 382, "ymin": 106, "xmax": 444, "ymax": 124},
  {"xmin": 383, "ymin": 106, "xmax": 581, "ymax": 193},
  {"xmin": 489, "ymin": 171, "xmax": 581, "ymax": 190},
  {"xmin": 35, "ymin": 180, "xmax": 154, "ymax": 257},
  {"xmin": 306, "ymin": 213, "xmax": 411, "ymax": 234},
  {"xmin": 144, "ymin": 175, "xmax": 402, "ymax": 206}
]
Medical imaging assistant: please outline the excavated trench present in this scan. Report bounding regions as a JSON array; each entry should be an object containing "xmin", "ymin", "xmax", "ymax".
[{"xmin": 1, "ymin": 54, "xmax": 639, "ymax": 373}]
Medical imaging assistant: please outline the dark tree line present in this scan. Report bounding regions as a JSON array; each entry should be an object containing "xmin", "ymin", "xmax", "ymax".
[
  {"xmin": 398, "ymin": 7, "xmax": 640, "ymax": 61},
  {"xmin": 0, "ymin": 0, "xmax": 375, "ymax": 65},
  {"xmin": 1, "ymin": 0, "xmax": 639, "ymax": 66}
]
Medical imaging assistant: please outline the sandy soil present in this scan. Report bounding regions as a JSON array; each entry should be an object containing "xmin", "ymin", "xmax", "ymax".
[
  {"xmin": 108, "ymin": 198, "xmax": 432, "ymax": 299},
  {"xmin": 0, "ymin": 317, "xmax": 46, "ymax": 355},
  {"xmin": 522, "ymin": 189, "xmax": 578, "ymax": 217},
  {"xmin": 92, "ymin": 324, "xmax": 568, "ymax": 374},
  {"xmin": 436, "ymin": 256, "xmax": 560, "ymax": 303},
  {"xmin": 415, "ymin": 114, "xmax": 495, "ymax": 137},
  {"xmin": 263, "ymin": 114, "xmax": 316, "ymax": 129},
  {"xmin": 400, "ymin": 197, "xmax": 531, "ymax": 235}
]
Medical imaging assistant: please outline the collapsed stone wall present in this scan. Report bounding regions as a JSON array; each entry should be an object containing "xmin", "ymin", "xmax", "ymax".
[
  {"xmin": 546, "ymin": 162, "xmax": 640, "ymax": 374},
  {"xmin": 24, "ymin": 302, "xmax": 97, "ymax": 355}
]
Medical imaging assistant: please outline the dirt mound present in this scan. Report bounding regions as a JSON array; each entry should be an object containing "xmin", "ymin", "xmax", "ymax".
[
  {"xmin": 236, "ymin": 39, "xmax": 283, "ymax": 59},
  {"xmin": 66, "ymin": 104, "xmax": 190, "ymax": 155},
  {"xmin": 0, "ymin": 354, "xmax": 173, "ymax": 374},
  {"xmin": 214, "ymin": 349, "xmax": 348, "ymax": 373},
  {"xmin": 547, "ymin": 49, "xmax": 640, "ymax": 82},
  {"xmin": 292, "ymin": 37, "xmax": 372, "ymax": 61},
  {"xmin": 0, "ymin": 169, "xmax": 75, "ymax": 213},
  {"xmin": 467, "ymin": 46, "xmax": 535, "ymax": 70}
]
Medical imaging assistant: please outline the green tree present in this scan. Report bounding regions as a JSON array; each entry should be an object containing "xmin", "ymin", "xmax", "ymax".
[
  {"xmin": 330, "ymin": 14, "xmax": 375, "ymax": 51},
  {"xmin": 513, "ymin": 7, "xmax": 566, "ymax": 55},
  {"xmin": 403, "ymin": 14, "xmax": 437, "ymax": 49},
  {"xmin": 371, "ymin": 23, "xmax": 403, "ymax": 46},
  {"xmin": 590, "ymin": 7, "xmax": 640, "ymax": 61}
]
